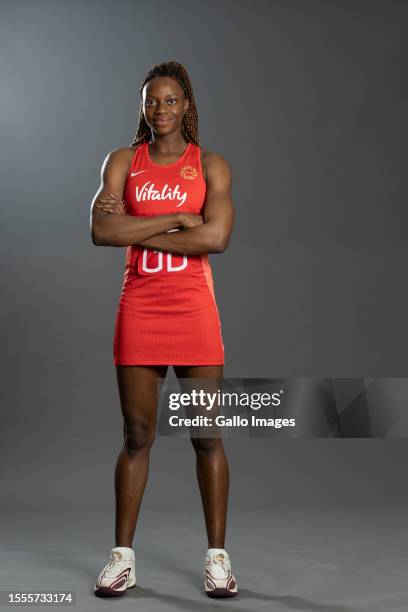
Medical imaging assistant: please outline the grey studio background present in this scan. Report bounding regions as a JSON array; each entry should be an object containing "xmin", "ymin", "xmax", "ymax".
[{"xmin": 2, "ymin": 1, "xmax": 408, "ymax": 611}]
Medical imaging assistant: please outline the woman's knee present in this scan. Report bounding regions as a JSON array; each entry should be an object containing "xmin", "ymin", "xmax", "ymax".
[
  {"xmin": 125, "ymin": 420, "xmax": 156, "ymax": 453},
  {"xmin": 190, "ymin": 437, "xmax": 220, "ymax": 453}
]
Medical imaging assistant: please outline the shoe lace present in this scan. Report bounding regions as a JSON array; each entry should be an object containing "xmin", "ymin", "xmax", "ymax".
[
  {"xmin": 104, "ymin": 551, "xmax": 126, "ymax": 577},
  {"xmin": 209, "ymin": 553, "xmax": 230, "ymax": 579}
]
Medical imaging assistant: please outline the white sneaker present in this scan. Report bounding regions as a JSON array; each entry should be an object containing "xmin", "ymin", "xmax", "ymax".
[
  {"xmin": 94, "ymin": 546, "xmax": 136, "ymax": 597},
  {"xmin": 204, "ymin": 548, "xmax": 238, "ymax": 597}
]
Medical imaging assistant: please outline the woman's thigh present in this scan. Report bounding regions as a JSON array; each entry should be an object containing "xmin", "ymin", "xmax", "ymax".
[
  {"xmin": 173, "ymin": 365, "xmax": 223, "ymax": 379},
  {"xmin": 116, "ymin": 365, "xmax": 168, "ymax": 443},
  {"xmin": 173, "ymin": 366, "xmax": 224, "ymax": 448}
]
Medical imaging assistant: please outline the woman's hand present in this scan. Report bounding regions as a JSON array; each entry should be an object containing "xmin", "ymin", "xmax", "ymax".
[
  {"xmin": 178, "ymin": 213, "xmax": 203, "ymax": 229},
  {"xmin": 95, "ymin": 193, "xmax": 127, "ymax": 215},
  {"xmin": 94, "ymin": 196, "xmax": 202, "ymax": 229}
]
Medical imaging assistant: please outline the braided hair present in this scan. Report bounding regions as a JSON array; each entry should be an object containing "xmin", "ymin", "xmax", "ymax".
[{"xmin": 130, "ymin": 61, "xmax": 200, "ymax": 147}]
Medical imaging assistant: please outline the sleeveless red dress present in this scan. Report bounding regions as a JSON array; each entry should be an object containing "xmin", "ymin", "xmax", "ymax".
[{"xmin": 113, "ymin": 141, "xmax": 225, "ymax": 366}]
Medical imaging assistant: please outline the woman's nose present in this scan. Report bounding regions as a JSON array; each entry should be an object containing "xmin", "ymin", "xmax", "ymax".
[{"xmin": 157, "ymin": 100, "xmax": 168, "ymax": 112}]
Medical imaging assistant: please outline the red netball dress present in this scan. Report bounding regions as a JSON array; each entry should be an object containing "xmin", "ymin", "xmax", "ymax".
[{"xmin": 113, "ymin": 141, "xmax": 225, "ymax": 366}]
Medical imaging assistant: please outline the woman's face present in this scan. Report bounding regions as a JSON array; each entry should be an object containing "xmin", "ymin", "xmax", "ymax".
[{"xmin": 142, "ymin": 76, "xmax": 189, "ymax": 136}]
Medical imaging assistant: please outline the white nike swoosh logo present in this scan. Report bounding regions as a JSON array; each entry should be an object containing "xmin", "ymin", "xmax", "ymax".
[{"xmin": 131, "ymin": 170, "xmax": 147, "ymax": 177}]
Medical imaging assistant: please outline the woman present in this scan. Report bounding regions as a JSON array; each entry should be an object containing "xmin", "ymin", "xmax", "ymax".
[{"xmin": 90, "ymin": 61, "xmax": 237, "ymax": 599}]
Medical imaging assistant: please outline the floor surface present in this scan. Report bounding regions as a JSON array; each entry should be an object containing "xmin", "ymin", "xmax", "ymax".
[{"xmin": 1, "ymin": 506, "xmax": 407, "ymax": 611}]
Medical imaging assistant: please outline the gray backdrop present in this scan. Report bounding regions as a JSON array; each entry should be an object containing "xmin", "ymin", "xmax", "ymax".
[{"xmin": 2, "ymin": 1, "xmax": 408, "ymax": 610}]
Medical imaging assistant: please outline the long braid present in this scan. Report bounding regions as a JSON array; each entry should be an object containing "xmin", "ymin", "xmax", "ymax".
[{"xmin": 130, "ymin": 61, "xmax": 200, "ymax": 147}]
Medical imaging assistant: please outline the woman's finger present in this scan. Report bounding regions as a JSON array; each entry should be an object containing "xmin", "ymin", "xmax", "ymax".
[
  {"xmin": 97, "ymin": 204, "xmax": 116, "ymax": 212},
  {"xmin": 97, "ymin": 198, "xmax": 116, "ymax": 204},
  {"xmin": 95, "ymin": 199, "xmax": 126, "ymax": 214}
]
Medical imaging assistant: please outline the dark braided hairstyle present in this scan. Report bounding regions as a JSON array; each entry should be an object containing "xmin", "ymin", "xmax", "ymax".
[{"xmin": 130, "ymin": 61, "xmax": 200, "ymax": 147}]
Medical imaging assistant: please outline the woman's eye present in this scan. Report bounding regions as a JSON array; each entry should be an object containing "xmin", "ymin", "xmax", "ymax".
[{"xmin": 145, "ymin": 99, "xmax": 176, "ymax": 106}]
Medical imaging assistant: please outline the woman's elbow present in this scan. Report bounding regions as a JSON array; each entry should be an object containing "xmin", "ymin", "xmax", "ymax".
[
  {"xmin": 91, "ymin": 229, "xmax": 100, "ymax": 245},
  {"xmin": 92, "ymin": 228, "xmax": 113, "ymax": 246},
  {"xmin": 91, "ymin": 218, "xmax": 112, "ymax": 246},
  {"xmin": 91, "ymin": 226, "xmax": 104, "ymax": 246},
  {"xmin": 213, "ymin": 232, "xmax": 230, "ymax": 253}
]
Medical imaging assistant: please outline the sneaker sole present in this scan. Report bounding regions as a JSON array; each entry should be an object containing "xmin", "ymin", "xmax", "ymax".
[
  {"xmin": 94, "ymin": 584, "xmax": 135, "ymax": 598},
  {"xmin": 94, "ymin": 577, "xmax": 136, "ymax": 597},
  {"xmin": 206, "ymin": 587, "xmax": 238, "ymax": 598}
]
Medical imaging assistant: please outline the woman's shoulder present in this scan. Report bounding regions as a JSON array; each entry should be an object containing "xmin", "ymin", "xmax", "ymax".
[
  {"xmin": 107, "ymin": 145, "xmax": 140, "ymax": 162},
  {"xmin": 117, "ymin": 144, "xmax": 142, "ymax": 157},
  {"xmin": 199, "ymin": 146, "xmax": 231, "ymax": 181},
  {"xmin": 200, "ymin": 146, "xmax": 227, "ymax": 160},
  {"xmin": 105, "ymin": 145, "xmax": 141, "ymax": 173},
  {"xmin": 200, "ymin": 146, "xmax": 230, "ymax": 166}
]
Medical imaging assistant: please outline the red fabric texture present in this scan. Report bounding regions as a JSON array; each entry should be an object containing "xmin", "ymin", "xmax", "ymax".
[{"xmin": 113, "ymin": 141, "xmax": 225, "ymax": 366}]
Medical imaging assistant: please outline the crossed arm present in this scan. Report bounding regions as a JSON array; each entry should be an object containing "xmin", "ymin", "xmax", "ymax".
[{"xmin": 90, "ymin": 147, "xmax": 234, "ymax": 255}]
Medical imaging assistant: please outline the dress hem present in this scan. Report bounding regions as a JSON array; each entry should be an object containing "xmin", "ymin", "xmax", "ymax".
[{"xmin": 114, "ymin": 359, "xmax": 225, "ymax": 366}]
